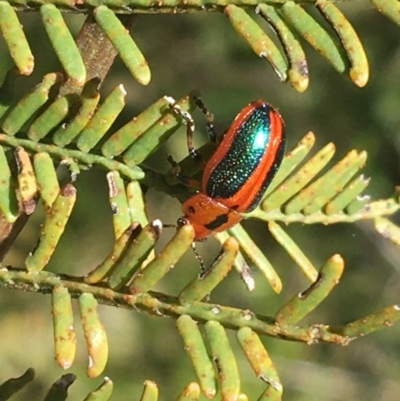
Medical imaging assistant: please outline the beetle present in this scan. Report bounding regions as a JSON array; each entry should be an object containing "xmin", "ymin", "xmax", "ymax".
[{"xmin": 168, "ymin": 96, "xmax": 286, "ymax": 242}]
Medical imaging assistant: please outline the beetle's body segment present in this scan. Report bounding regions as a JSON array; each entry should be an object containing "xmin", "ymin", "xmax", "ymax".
[
  {"xmin": 176, "ymin": 99, "xmax": 286, "ymax": 241},
  {"xmin": 203, "ymin": 100, "xmax": 285, "ymax": 212}
]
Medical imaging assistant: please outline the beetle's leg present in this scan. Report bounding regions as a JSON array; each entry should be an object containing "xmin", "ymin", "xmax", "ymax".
[
  {"xmin": 168, "ymin": 101, "xmax": 205, "ymax": 168},
  {"xmin": 193, "ymin": 95, "xmax": 217, "ymax": 143},
  {"xmin": 167, "ymin": 155, "xmax": 201, "ymax": 189}
]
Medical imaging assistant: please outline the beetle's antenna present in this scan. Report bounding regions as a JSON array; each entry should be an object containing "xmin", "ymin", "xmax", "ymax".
[
  {"xmin": 163, "ymin": 223, "xmax": 177, "ymax": 228},
  {"xmin": 191, "ymin": 242, "xmax": 206, "ymax": 276},
  {"xmin": 164, "ymin": 223, "xmax": 206, "ymax": 274}
]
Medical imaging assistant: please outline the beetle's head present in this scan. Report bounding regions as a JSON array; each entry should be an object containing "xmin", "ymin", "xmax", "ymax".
[{"xmin": 177, "ymin": 215, "xmax": 210, "ymax": 242}]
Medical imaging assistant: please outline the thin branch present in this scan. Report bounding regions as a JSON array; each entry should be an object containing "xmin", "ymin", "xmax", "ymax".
[
  {"xmin": 248, "ymin": 199, "xmax": 400, "ymax": 224},
  {"xmin": 0, "ymin": 266, "xmax": 380, "ymax": 345},
  {"xmin": 3, "ymin": 0, "xmax": 320, "ymax": 14},
  {"xmin": 0, "ymin": 134, "xmax": 144, "ymax": 181}
]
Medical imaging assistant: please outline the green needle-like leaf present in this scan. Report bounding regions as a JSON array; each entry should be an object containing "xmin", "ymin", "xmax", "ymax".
[
  {"xmin": 342, "ymin": 305, "xmax": 400, "ymax": 338},
  {"xmin": 94, "ymin": 6, "xmax": 151, "ymax": 85},
  {"xmin": 0, "ymin": 146, "xmax": 19, "ymax": 222},
  {"xmin": 370, "ymin": 0, "xmax": 400, "ymax": 27},
  {"xmin": 237, "ymin": 327, "xmax": 281, "ymax": 390},
  {"xmin": 107, "ymin": 171, "xmax": 132, "ymax": 239},
  {"xmin": 108, "ymin": 222, "xmax": 160, "ymax": 289},
  {"xmin": 53, "ymin": 80, "xmax": 100, "ymax": 147},
  {"xmin": 284, "ymin": 150, "xmax": 367, "ymax": 215},
  {"xmin": 140, "ymin": 381, "xmax": 158, "ymax": 401},
  {"xmin": 28, "ymin": 94, "xmax": 77, "ymax": 142},
  {"xmin": 257, "ymin": 385, "xmax": 282, "ymax": 401},
  {"xmin": 102, "ymin": 96, "xmax": 173, "ymax": 158},
  {"xmin": 123, "ymin": 93, "xmax": 196, "ymax": 166},
  {"xmin": 52, "ymin": 285, "xmax": 76, "ymax": 370},
  {"xmin": 257, "ymin": 4, "xmax": 308, "ymax": 92},
  {"xmin": 264, "ymin": 132, "xmax": 316, "ymax": 197},
  {"xmin": 228, "ymin": 224, "xmax": 282, "ymax": 293},
  {"xmin": 2, "ymin": 72, "xmax": 62, "ymax": 136},
  {"xmin": 0, "ymin": 2, "xmax": 34, "ymax": 75},
  {"xmin": 179, "ymin": 237, "xmax": 238, "ymax": 303},
  {"xmin": 41, "ymin": 5, "xmax": 86, "ymax": 85},
  {"xmin": 280, "ymin": 1, "xmax": 348, "ymax": 74},
  {"xmin": 25, "ymin": 184, "xmax": 77, "ymax": 271},
  {"xmin": 268, "ymin": 221, "xmax": 318, "ymax": 282},
  {"xmin": 85, "ymin": 224, "xmax": 140, "ymax": 284},
  {"xmin": 316, "ymin": 0, "xmax": 369, "ymax": 87},
  {"xmin": 175, "ymin": 383, "xmax": 201, "ymax": 401},
  {"xmin": 205, "ymin": 321, "xmax": 240, "ymax": 401},
  {"xmin": 77, "ymin": 84, "xmax": 126, "ymax": 152},
  {"xmin": 262, "ymin": 142, "xmax": 335, "ymax": 212},
  {"xmin": 215, "ymin": 231, "xmax": 255, "ymax": 292},
  {"xmin": 176, "ymin": 315, "xmax": 217, "ymax": 398},
  {"xmin": 345, "ymin": 194, "xmax": 371, "ymax": 215},
  {"xmin": 275, "ymin": 254, "xmax": 344, "ymax": 325},
  {"xmin": 225, "ymin": 5, "xmax": 288, "ymax": 81},
  {"xmin": 129, "ymin": 224, "xmax": 195, "ymax": 294},
  {"xmin": 325, "ymin": 174, "xmax": 370, "ymax": 215},
  {"xmin": 79, "ymin": 293, "xmax": 108, "ymax": 378},
  {"xmin": 302, "ymin": 151, "xmax": 367, "ymax": 214},
  {"xmin": 34, "ymin": 152, "xmax": 60, "ymax": 210},
  {"xmin": 82, "ymin": 378, "xmax": 113, "ymax": 401},
  {"xmin": 374, "ymin": 217, "xmax": 400, "ymax": 246},
  {"xmin": 127, "ymin": 181, "xmax": 149, "ymax": 227}
]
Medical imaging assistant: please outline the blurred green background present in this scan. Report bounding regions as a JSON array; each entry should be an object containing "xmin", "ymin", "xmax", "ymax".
[{"xmin": 0, "ymin": 2, "xmax": 400, "ymax": 400}]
